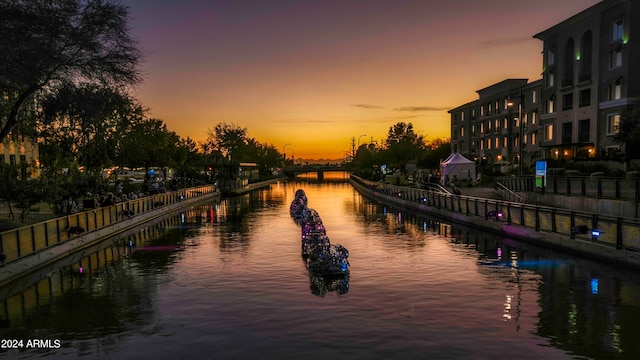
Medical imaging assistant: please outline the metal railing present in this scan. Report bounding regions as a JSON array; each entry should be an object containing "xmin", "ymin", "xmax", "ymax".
[
  {"xmin": 495, "ymin": 182, "xmax": 525, "ymax": 203},
  {"xmin": 0, "ymin": 213, "xmax": 58, "ymax": 226},
  {"xmin": 425, "ymin": 183, "xmax": 451, "ymax": 194},
  {"xmin": 0, "ymin": 184, "xmax": 217, "ymax": 266},
  {"xmin": 497, "ymin": 175, "xmax": 640, "ymax": 201},
  {"xmin": 350, "ymin": 175, "xmax": 640, "ymax": 252}
]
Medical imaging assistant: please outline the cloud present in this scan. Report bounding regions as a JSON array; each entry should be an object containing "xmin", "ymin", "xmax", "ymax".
[
  {"xmin": 394, "ymin": 106, "xmax": 450, "ymax": 112},
  {"xmin": 350, "ymin": 104, "xmax": 385, "ymax": 110},
  {"xmin": 270, "ymin": 114, "xmax": 422, "ymax": 125},
  {"xmin": 374, "ymin": 114, "xmax": 422, "ymax": 122}
]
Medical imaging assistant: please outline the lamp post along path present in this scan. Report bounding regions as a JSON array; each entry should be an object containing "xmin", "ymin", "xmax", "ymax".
[
  {"xmin": 518, "ymin": 91, "xmax": 524, "ymax": 176},
  {"xmin": 283, "ymin": 143, "xmax": 291, "ymax": 164}
]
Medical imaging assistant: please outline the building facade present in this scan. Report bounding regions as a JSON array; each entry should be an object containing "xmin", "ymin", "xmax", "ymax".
[
  {"xmin": 0, "ymin": 132, "xmax": 40, "ymax": 178},
  {"xmin": 450, "ymin": 79, "xmax": 543, "ymax": 173},
  {"xmin": 450, "ymin": 0, "xmax": 640, "ymax": 172}
]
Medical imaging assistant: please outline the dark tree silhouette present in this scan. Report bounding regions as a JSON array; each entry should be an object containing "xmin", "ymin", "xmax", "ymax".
[
  {"xmin": 381, "ymin": 122, "xmax": 427, "ymax": 172},
  {"xmin": 119, "ymin": 118, "xmax": 179, "ymax": 186},
  {"xmin": 612, "ymin": 101, "xmax": 640, "ymax": 159},
  {"xmin": 0, "ymin": 0, "xmax": 143, "ymax": 141},
  {"xmin": 38, "ymin": 83, "xmax": 145, "ymax": 173},
  {"xmin": 204, "ymin": 123, "xmax": 250, "ymax": 161}
]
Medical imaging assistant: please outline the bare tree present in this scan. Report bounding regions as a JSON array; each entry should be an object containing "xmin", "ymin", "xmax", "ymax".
[{"xmin": 0, "ymin": 0, "xmax": 143, "ymax": 141}]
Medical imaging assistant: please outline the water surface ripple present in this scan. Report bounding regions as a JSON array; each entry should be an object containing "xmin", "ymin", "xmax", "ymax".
[{"xmin": 2, "ymin": 177, "xmax": 640, "ymax": 359}]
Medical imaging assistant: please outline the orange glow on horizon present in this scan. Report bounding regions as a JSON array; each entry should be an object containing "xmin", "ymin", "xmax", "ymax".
[{"xmin": 124, "ymin": 0, "xmax": 601, "ymax": 160}]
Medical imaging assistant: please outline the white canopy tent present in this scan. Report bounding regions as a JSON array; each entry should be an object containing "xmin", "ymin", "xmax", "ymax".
[{"xmin": 440, "ymin": 152, "xmax": 476, "ymax": 184}]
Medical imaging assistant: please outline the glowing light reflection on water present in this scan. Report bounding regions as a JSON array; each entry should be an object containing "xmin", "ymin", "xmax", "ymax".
[{"xmin": 1, "ymin": 178, "xmax": 640, "ymax": 359}]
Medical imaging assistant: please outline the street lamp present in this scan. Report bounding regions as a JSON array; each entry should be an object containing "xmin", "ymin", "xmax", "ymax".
[
  {"xmin": 507, "ymin": 91, "xmax": 525, "ymax": 177},
  {"xmin": 358, "ymin": 134, "xmax": 367, "ymax": 147},
  {"xmin": 287, "ymin": 148, "xmax": 295, "ymax": 165},
  {"xmin": 283, "ymin": 143, "xmax": 291, "ymax": 164},
  {"xmin": 517, "ymin": 92, "xmax": 524, "ymax": 177}
]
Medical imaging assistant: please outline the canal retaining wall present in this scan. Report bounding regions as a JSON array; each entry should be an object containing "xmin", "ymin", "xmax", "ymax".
[
  {"xmin": 223, "ymin": 178, "xmax": 279, "ymax": 196},
  {"xmin": 0, "ymin": 185, "xmax": 219, "ymax": 286},
  {"xmin": 350, "ymin": 175, "xmax": 640, "ymax": 270}
]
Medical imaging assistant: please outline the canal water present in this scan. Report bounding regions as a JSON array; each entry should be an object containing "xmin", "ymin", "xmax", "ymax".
[{"xmin": 2, "ymin": 173, "xmax": 640, "ymax": 359}]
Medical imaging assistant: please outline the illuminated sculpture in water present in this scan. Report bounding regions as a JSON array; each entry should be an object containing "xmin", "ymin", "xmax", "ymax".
[
  {"xmin": 290, "ymin": 189, "xmax": 350, "ymax": 277},
  {"xmin": 289, "ymin": 189, "xmax": 308, "ymax": 218}
]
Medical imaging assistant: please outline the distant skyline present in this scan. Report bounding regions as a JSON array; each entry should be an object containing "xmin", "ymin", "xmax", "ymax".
[{"xmin": 122, "ymin": 0, "xmax": 601, "ymax": 159}]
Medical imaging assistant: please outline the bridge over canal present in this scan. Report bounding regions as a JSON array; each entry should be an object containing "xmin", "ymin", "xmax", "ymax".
[{"xmin": 283, "ymin": 164, "xmax": 346, "ymax": 180}]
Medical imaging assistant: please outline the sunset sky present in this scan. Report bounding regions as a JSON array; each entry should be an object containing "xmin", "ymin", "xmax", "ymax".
[{"xmin": 122, "ymin": 0, "xmax": 601, "ymax": 160}]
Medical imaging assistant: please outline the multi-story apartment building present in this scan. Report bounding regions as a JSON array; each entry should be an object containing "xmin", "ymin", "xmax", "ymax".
[
  {"xmin": 450, "ymin": 0, "xmax": 639, "ymax": 172},
  {"xmin": 450, "ymin": 79, "xmax": 543, "ymax": 172}
]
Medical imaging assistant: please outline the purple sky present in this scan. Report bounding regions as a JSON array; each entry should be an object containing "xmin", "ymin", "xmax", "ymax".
[{"xmin": 122, "ymin": 0, "xmax": 601, "ymax": 159}]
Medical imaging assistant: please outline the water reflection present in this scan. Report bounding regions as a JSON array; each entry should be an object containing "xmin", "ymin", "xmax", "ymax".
[
  {"xmin": 0, "ymin": 206, "xmax": 215, "ymax": 357},
  {"xmin": 2, "ymin": 180, "xmax": 640, "ymax": 359},
  {"xmin": 350, "ymin": 191, "xmax": 640, "ymax": 359},
  {"xmin": 309, "ymin": 274, "xmax": 349, "ymax": 296}
]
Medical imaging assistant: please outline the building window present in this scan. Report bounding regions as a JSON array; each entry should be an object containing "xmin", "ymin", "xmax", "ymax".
[
  {"xmin": 522, "ymin": 113, "xmax": 528, "ymax": 128},
  {"xmin": 548, "ymin": 48, "xmax": 555, "ymax": 66},
  {"xmin": 531, "ymin": 112, "xmax": 537, "ymax": 125},
  {"xmin": 495, "ymin": 137, "xmax": 499, "ymax": 148},
  {"xmin": 547, "ymin": 95, "xmax": 555, "ymax": 113},
  {"xmin": 547, "ymin": 71, "xmax": 555, "ymax": 88},
  {"xmin": 545, "ymin": 124, "xmax": 554, "ymax": 141},
  {"xmin": 579, "ymin": 88, "xmax": 591, "ymax": 107},
  {"xmin": 578, "ymin": 119, "xmax": 590, "ymax": 143},
  {"xmin": 531, "ymin": 132, "xmax": 536, "ymax": 145},
  {"xmin": 610, "ymin": 46, "xmax": 623, "ymax": 68},
  {"xmin": 532, "ymin": 90, "xmax": 537, "ymax": 103},
  {"xmin": 563, "ymin": 93, "xmax": 573, "ymax": 110},
  {"xmin": 612, "ymin": 18, "xmax": 623, "ymax": 42},
  {"xmin": 495, "ymin": 119, "xmax": 500, "ymax": 130},
  {"xmin": 488, "ymin": 103, "xmax": 492, "ymax": 113},
  {"xmin": 607, "ymin": 114, "xmax": 620, "ymax": 134},
  {"xmin": 460, "ymin": 127, "xmax": 464, "ymax": 137},
  {"xmin": 608, "ymin": 78, "xmax": 622, "ymax": 100},
  {"xmin": 503, "ymin": 136, "xmax": 508, "ymax": 147},
  {"xmin": 563, "ymin": 38, "xmax": 574, "ymax": 87},
  {"xmin": 513, "ymin": 136, "xmax": 518, "ymax": 148},
  {"xmin": 480, "ymin": 139, "xmax": 484, "ymax": 150},
  {"xmin": 480, "ymin": 106, "xmax": 484, "ymax": 117},
  {"xmin": 579, "ymin": 30, "xmax": 593, "ymax": 82},
  {"xmin": 562, "ymin": 122, "xmax": 572, "ymax": 144},
  {"xmin": 487, "ymin": 138, "xmax": 491, "ymax": 149},
  {"xmin": 503, "ymin": 118, "xmax": 508, "ymax": 129}
]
